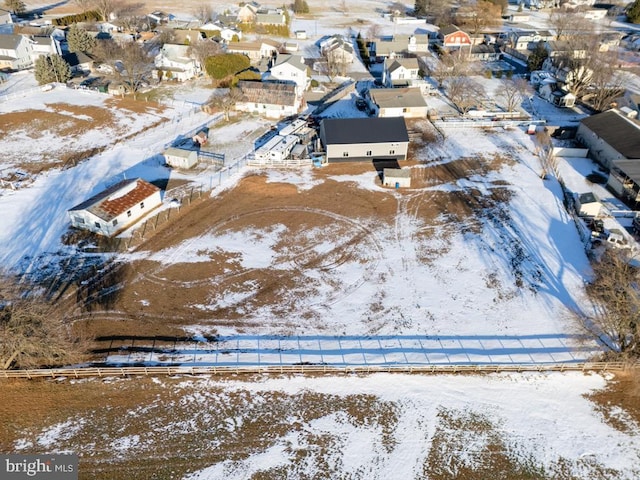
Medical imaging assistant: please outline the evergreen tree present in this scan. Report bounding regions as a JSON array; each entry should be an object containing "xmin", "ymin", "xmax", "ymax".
[
  {"xmin": 34, "ymin": 54, "xmax": 71, "ymax": 85},
  {"xmin": 526, "ymin": 41, "xmax": 548, "ymax": 72},
  {"xmin": 66, "ymin": 24, "xmax": 96, "ymax": 53},
  {"xmin": 627, "ymin": 0, "xmax": 640, "ymax": 24},
  {"xmin": 293, "ymin": 0, "xmax": 310, "ymax": 14},
  {"xmin": 414, "ymin": 0, "xmax": 428, "ymax": 16}
]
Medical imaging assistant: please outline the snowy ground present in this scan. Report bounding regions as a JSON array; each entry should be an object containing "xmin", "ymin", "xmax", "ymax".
[{"xmin": 8, "ymin": 372, "xmax": 640, "ymax": 480}]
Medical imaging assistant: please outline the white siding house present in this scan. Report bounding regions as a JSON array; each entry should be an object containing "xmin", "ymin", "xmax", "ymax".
[
  {"xmin": 164, "ymin": 147, "xmax": 198, "ymax": 169},
  {"xmin": 236, "ymin": 80, "xmax": 301, "ymax": 118},
  {"xmin": 369, "ymin": 87, "xmax": 428, "ymax": 118},
  {"xmin": 68, "ymin": 178, "xmax": 162, "ymax": 237},
  {"xmin": 0, "ymin": 34, "xmax": 33, "ymax": 70},
  {"xmin": 265, "ymin": 54, "xmax": 308, "ymax": 94},
  {"xmin": 383, "ymin": 57, "xmax": 420, "ymax": 87},
  {"xmin": 153, "ymin": 44, "xmax": 200, "ymax": 82},
  {"xmin": 319, "ymin": 117, "xmax": 409, "ymax": 163}
]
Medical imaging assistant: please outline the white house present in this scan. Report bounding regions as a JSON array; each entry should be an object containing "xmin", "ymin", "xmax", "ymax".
[
  {"xmin": 235, "ymin": 80, "xmax": 301, "ymax": 118},
  {"xmin": 0, "ymin": 34, "xmax": 33, "ymax": 70},
  {"xmin": 153, "ymin": 43, "xmax": 200, "ymax": 82},
  {"xmin": 319, "ymin": 117, "xmax": 409, "ymax": 163},
  {"xmin": 164, "ymin": 147, "xmax": 198, "ymax": 169},
  {"xmin": 383, "ymin": 168, "xmax": 411, "ymax": 188},
  {"xmin": 382, "ymin": 57, "xmax": 420, "ymax": 87},
  {"xmin": 319, "ymin": 35, "xmax": 355, "ymax": 64},
  {"xmin": 237, "ymin": 2, "xmax": 259, "ymax": 23},
  {"xmin": 368, "ymin": 87, "xmax": 428, "ymax": 118},
  {"xmin": 68, "ymin": 178, "xmax": 162, "ymax": 237},
  {"xmin": 199, "ymin": 23, "xmax": 242, "ymax": 42},
  {"xmin": 29, "ymin": 35, "xmax": 60, "ymax": 63},
  {"xmin": 265, "ymin": 54, "xmax": 308, "ymax": 94},
  {"xmin": 226, "ymin": 39, "xmax": 280, "ymax": 62}
]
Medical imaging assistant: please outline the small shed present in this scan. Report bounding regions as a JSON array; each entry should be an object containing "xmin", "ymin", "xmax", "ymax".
[
  {"xmin": 68, "ymin": 178, "xmax": 162, "ymax": 237},
  {"xmin": 164, "ymin": 147, "xmax": 198, "ymax": 169},
  {"xmin": 576, "ymin": 192, "xmax": 602, "ymax": 217},
  {"xmin": 192, "ymin": 130, "xmax": 208, "ymax": 146},
  {"xmin": 383, "ymin": 168, "xmax": 411, "ymax": 188}
]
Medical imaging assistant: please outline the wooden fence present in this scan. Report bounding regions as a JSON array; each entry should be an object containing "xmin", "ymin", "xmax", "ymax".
[{"xmin": 0, "ymin": 362, "xmax": 636, "ymax": 380}]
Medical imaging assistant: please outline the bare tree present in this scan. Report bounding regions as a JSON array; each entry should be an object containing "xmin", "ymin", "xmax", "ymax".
[
  {"xmin": 188, "ymin": 39, "xmax": 222, "ymax": 67},
  {"xmin": 445, "ymin": 76, "xmax": 485, "ymax": 114},
  {"xmin": 534, "ymin": 129, "xmax": 557, "ymax": 179},
  {"xmin": 90, "ymin": 0, "xmax": 142, "ymax": 22},
  {"xmin": 455, "ymin": 0, "xmax": 502, "ymax": 34},
  {"xmin": 430, "ymin": 49, "xmax": 470, "ymax": 87},
  {"xmin": 549, "ymin": 9, "xmax": 586, "ymax": 41},
  {"xmin": 193, "ymin": 4, "xmax": 214, "ymax": 24},
  {"xmin": 117, "ymin": 42, "xmax": 154, "ymax": 99},
  {"xmin": 581, "ymin": 249, "xmax": 640, "ymax": 358},
  {"xmin": 366, "ymin": 23, "xmax": 382, "ymax": 42},
  {"xmin": 498, "ymin": 77, "xmax": 531, "ymax": 112},
  {"xmin": 0, "ymin": 279, "xmax": 86, "ymax": 369},
  {"xmin": 207, "ymin": 87, "xmax": 243, "ymax": 121}
]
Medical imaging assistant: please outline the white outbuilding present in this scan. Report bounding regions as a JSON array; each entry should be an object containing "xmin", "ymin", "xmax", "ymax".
[
  {"xmin": 164, "ymin": 147, "xmax": 198, "ymax": 169},
  {"xmin": 68, "ymin": 178, "xmax": 162, "ymax": 237},
  {"xmin": 383, "ymin": 168, "xmax": 411, "ymax": 188}
]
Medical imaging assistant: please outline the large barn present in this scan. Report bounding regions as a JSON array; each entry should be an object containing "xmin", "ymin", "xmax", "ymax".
[
  {"xmin": 68, "ymin": 178, "xmax": 162, "ymax": 237},
  {"xmin": 319, "ymin": 117, "xmax": 409, "ymax": 163}
]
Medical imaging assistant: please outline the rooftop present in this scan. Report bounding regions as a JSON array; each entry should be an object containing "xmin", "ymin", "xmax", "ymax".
[{"xmin": 321, "ymin": 117, "xmax": 409, "ymax": 145}]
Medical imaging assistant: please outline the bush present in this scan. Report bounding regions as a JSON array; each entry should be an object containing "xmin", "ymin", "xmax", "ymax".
[
  {"xmin": 484, "ymin": 70, "xmax": 492, "ymax": 79},
  {"xmin": 204, "ymin": 53, "xmax": 251, "ymax": 80}
]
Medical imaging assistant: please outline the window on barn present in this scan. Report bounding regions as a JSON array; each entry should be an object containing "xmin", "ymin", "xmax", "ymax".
[
  {"xmin": 366, "ymin": 151, "xmax": 372, "ymax": 156},
  {"xmin": 74, "ymin": 216, "xmax": 84, "ymax": 224},
  {"xmin": 140, "ymin": 202, "xmax": 145, "ymax": 209},
  {"xmin": 127, "ymin": 210, "xmax": 132, "ymax": 217},
  {"xmin": 112, "ymin": 219, "xmax": 118, "ymax": 226},
  {"xmin": 390, "ymin": 150, "xmax": 395, "ymax": 155},
  {"xmin": 343, "ymin": 152, "xmax": 349, "ymax": 157},
  {"xmin": 94, "ymin": 222, "xmax": 100, "ymax": 229}
]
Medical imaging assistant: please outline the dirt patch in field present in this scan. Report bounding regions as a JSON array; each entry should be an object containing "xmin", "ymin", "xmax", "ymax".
[
  {"xmin": 588, "ymin": 369, "xmax": 640, "ymax": 434},
  {"xmin": 61, "ymin": 152, "xmax": 516, "ymax": 346}
]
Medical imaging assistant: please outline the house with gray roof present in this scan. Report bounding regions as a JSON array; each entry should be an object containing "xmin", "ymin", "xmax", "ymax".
[
  {"xmin": 577, "ymin": 109, "xmax": 640, "ymax": 205},
  {"xmin": 382, "ymin": 57, "xmax": 420, "ymax": 87},
  {"xmin": 319, "ymin": 117, "xmax": 409, "ymax": 163},
  {"xmin": 0, "ymin": 34, "xmax": 33, "ymax": 70},
  {"xmin": 368, "ymin": 87, "xmax": 428, "ymax": 118},
  {"xmin": 235, "ymin": 80, "xmax": 301, "ymax": 118},
  {"xmin": 153, "ymin": 43, "xmax": 200, "ymax": 82}
]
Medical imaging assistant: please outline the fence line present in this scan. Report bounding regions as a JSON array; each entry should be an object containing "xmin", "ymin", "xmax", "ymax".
[{"xmin": 0, "ymin": 362, "xmax": 636, "ymax": 380}]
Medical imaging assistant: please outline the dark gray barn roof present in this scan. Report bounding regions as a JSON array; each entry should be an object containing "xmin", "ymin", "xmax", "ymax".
[
  {"xmin": 581, "ymin": 110, "xmax": 640, "ymax": 159},
  {"xmin": 321, "ymin": 117, "xmax": 409, "ymax": 145}
]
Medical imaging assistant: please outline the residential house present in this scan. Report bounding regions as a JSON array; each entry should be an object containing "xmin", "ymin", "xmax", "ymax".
[
  {"xmin": 237, "ymin": 2, "xmax": 259, "ymax": 23},
  {"xmin": 235, "ymin": 80, "xmax": 302, "ymax": 118},
  {"xmin": 255, "ymin": 8, "xmax": 286, "ymax": 26},
  {"xmin": 469, "ymin": 43, "xmax": 500, "ymax": 61},
  {"xmin": 171, "ymin": 29, "xmax": 206, "ymax": 45},
  {"xmin": 226, "ymin": 39, "xmax": 280, "ymax": 62},
  {"xmin": 319, "ymin": 35, "xmax": 355, "ymax": 64},
  {"xmin": 368, "ymin": 87, "xmax": 428, "ymax": 118},
  {"xmin": 68, "ymin": 178, "xmax": 162, "ymax": 237},
  {"xmin": 576, "ymin": 109, "xmax": 640, "ymax": 179},
  {"xmin": 62, "ymin": 51, "xmax": 95, "ymax": 75},
  {"xmin": 545, "ymin": 41, "xmax": 588, "ymax": 60},
  {"xmin": 0, "ymin": 34, "xmax": 33, "ymax": 70},
  {"xmin": 153, "ymin": 43, "xmax": 200, "ymax": 82},
  {"xmin": 614, "ymin": 90, "xmax": 640, "ymax": 117},
  {"xmin": 319, "ymin": 117, "xmax": 409, "ymax": 163},
  {"xmin": 265, "ymin": 54, "xmax": 308, "ymax": 94},
  {"xmin": 147, "ymin": 11, "xmax": 172, "ymax": 25},
  {"xmin": 371, "ymin": 35, "xmax": 411, "ymax": 59},
  {"xmin": 200, "ymin": 22, "xmax": 242, "ymax": 42},
  {"xmin": 508, "ymin": 30, "xmax": 554, "ymax": 51},
  {"xmin": 438, "ymin": 25, "xmax": 472, "ymax": 49},
  {"xmin": 29, "ymin": 35, "xmax": 60, "ymax": 63},
  {"xmin": 164, "ymin": 147, "xmax": 198, "ymax": 169},
  {"xmin": 382, "ymin": 57, "xmax": 420, "ymax": 87},
  {"xmin": 538, "ymin": 81, "xmax": 576, "ymax": 107}
]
